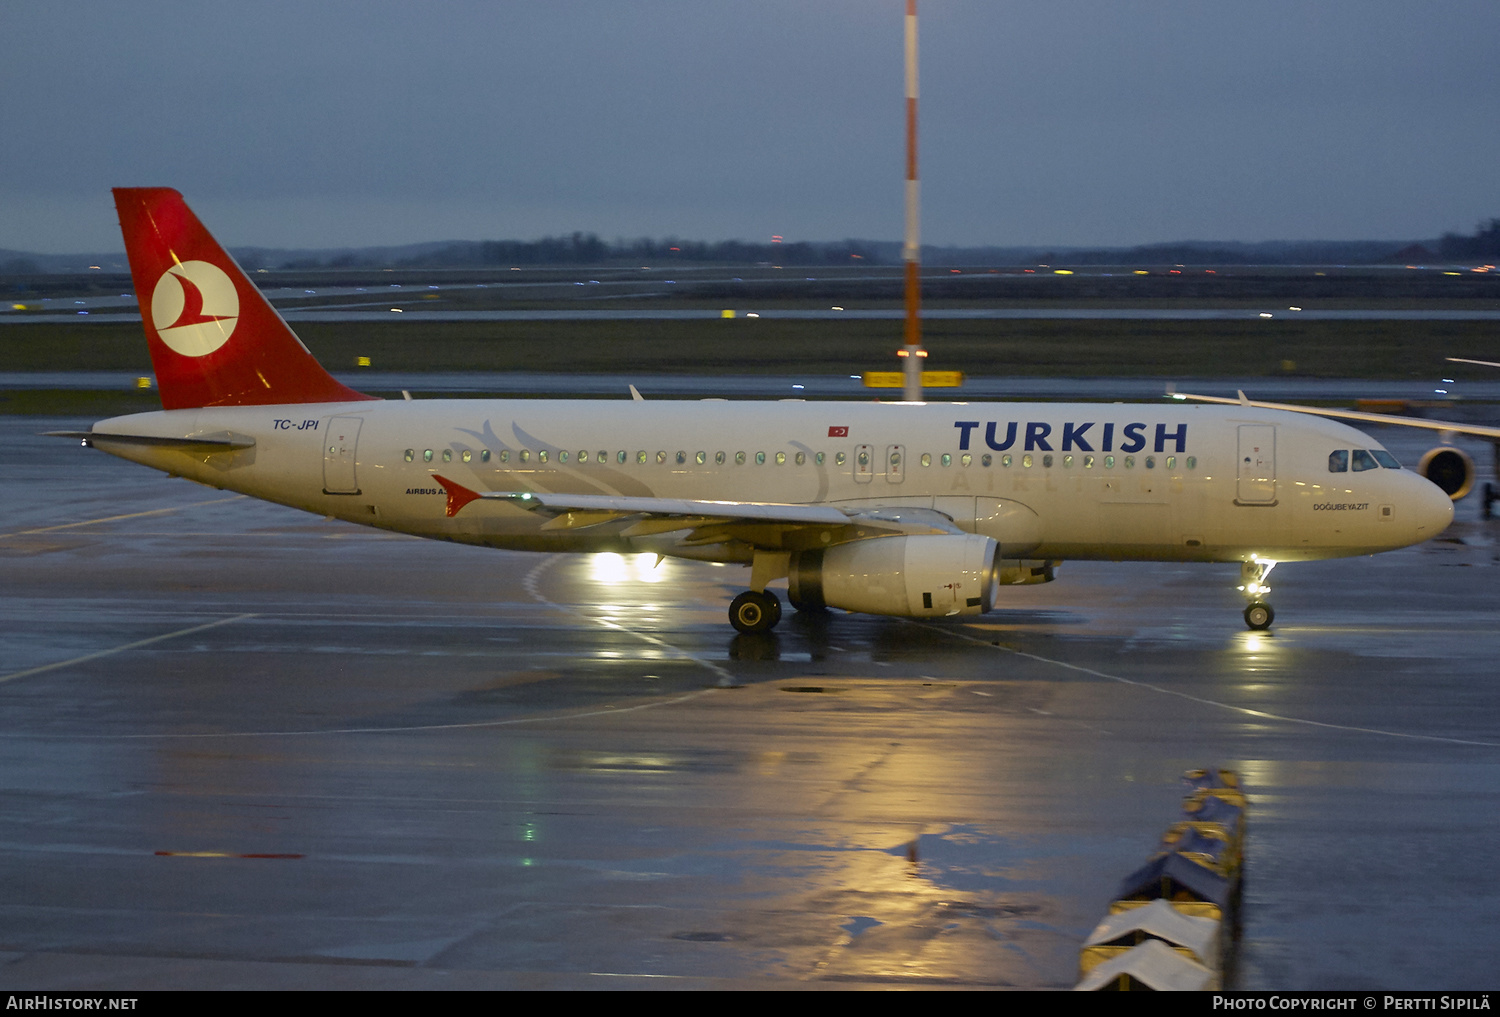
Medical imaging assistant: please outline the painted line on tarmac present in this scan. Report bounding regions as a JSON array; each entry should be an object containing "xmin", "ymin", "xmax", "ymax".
[
  {"xmin": 7, "ymin": 557, "xmax": 724, "ymax": 738},
  {"xmin": 0, "ymin": 614, "xmax": 259, "ymax": 686},
  {"xmin": 0, "ymin": 495, "xmax": 245, "ymax": 538},
  {"xmin": 522, "ymin": 554, "xmax": 737, "ymax": 685},
  {"xmin": 937, "ymin": 623, "xmax": 1500, "ymax": 749}
]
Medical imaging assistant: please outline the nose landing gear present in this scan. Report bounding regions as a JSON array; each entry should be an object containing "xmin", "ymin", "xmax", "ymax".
[{"xmin": 1238, "ymin": 559, "xmax": 1277, "ymax": 631}]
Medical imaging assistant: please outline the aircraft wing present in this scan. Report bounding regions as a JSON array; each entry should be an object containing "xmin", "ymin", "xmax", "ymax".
[
  {"xmin": 1169, "ymin": 392, "xmax": 1500, "ymax": 441},
  {"xmin": 430, "ymin": 475, "xmax": 962, "ymax": 541}
]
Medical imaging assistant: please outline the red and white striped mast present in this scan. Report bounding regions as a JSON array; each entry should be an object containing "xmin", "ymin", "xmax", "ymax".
[{"xmin": 900, "ymin": 0, "xmax": 926, "ymax": 402}]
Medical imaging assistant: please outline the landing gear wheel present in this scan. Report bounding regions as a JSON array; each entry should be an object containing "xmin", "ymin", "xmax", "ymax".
[
  {"xmin": 1243, "ymin": 601, "xmax": 1274, "ymax": 631},
  {"xmin": 729, "ymin": 590, "xmax": 780, "ymax": 634}
]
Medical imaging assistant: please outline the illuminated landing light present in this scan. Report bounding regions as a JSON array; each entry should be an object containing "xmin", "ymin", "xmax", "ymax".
[
  {"xmin": 589, "ymin": 552, "xmax": 666, "ymax": 585},
  {"xmin": 591, "ymin": 552, "xmax": 630, "ymax": 585}
]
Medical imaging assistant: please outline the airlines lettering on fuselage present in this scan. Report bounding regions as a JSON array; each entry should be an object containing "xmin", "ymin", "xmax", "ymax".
[{"xmin": 952, "ymin": 420, "xmax": 1189, "ymax": 454}]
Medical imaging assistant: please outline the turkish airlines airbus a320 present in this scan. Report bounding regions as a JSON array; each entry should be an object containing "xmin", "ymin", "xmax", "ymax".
[{"xmin": 52, "ymin": 189, "xmax": 1454, "ymax": 633}]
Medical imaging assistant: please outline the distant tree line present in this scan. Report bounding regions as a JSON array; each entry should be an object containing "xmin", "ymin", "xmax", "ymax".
[
  {"xmin": 1437, "ymin": 219, "xmax": 1500, "ymax": 261},
  {"xmin": 460, "ymin": 234, "xmax": 884, "ymax": 268}
]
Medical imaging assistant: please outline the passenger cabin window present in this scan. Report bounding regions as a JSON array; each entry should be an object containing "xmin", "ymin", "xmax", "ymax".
[
  {"xmin": 1329, "ymin": 450, "xmax": 1349, "ymax": 473},
  {"xmin": 1352, "ymin": 449, "xmax": 1379, "ymax": 472}
]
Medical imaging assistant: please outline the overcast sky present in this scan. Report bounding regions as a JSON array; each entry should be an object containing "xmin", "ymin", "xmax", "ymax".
[{"xmin": 3, "ymin": 1, "xmax": 1497, "ymax": 253}]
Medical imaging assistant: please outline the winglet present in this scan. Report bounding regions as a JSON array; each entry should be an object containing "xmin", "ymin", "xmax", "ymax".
[
  {"xmin": 1237, "ymin": 389, "xmax": 1250, "ymax": 406},
  {"xmin": 629, "ymin": 384, "xmax": 644, "ymax": 401},
  {"xmin": 432, "ymin": 474, "xmax": 482, "ymax": 517}
]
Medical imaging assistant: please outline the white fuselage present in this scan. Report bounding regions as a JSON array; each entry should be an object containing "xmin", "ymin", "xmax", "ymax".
[{"xmin": 88, "ymin": 398, "xmax": 1454, "ymax": 568}]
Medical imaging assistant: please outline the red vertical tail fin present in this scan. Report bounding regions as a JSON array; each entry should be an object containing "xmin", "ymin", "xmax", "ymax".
[{"xmin": 113, "ymin": 188, "xmax": 376, "ymax": 410}]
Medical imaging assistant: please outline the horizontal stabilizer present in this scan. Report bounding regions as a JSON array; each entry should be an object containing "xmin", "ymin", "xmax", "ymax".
[{"xmin": 45, "ymin": 430, "xmax": 256, "ymax": 451}]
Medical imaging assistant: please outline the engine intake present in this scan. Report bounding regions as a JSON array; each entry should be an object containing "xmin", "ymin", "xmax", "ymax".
[
  {"xmin": 1418, "ymin": 446, "xmax": 1474, "ymax": 500},
  {"xmin": 788, "ymin": 534, "xmax": 1000, "ymax": 618}
]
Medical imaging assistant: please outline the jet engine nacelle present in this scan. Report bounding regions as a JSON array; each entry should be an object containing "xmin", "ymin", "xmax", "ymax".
[
  {"xmin": 788, "ymin": 534, "xmax": 1000, "ymax": 618},
  {"xmin": 1418, "ymin": 445, "xmax": 1474, "ymax": 500}
]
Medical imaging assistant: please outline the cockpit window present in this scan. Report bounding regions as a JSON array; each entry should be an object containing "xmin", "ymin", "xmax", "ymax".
[
  {"xmin": 1352, "ymin": 449, "xmax": 1379, "ymax": 472},
  {"xmin": 1371, "ymin": 450, "xmax": 1401, "ymax": 469},
  {"xmin": 1328, "ymin": 450, "xmax": 1349, "ymax": 473}
]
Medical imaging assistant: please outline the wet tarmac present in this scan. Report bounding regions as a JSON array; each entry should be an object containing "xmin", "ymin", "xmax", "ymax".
[{"xmin": 3, "ymin": 416, "xmax": 1499, "ymax": 989}]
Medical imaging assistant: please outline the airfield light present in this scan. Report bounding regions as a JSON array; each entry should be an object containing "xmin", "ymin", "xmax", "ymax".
[
  {"xmin": 1054, "ymin": 269, "xmax": 1073, "ymax": 275},
  {"xmin": 1259, "ymin": 312, "xmax": 1273, "ymax": 318}
]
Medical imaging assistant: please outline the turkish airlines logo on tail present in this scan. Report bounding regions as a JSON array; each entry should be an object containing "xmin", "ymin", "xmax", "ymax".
[{"xmin": 150, "ymin": 261, "xmax": 239, "ymax": 357}]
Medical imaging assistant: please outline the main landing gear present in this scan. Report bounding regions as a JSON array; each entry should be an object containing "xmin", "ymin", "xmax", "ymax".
[
  {"xmin": 729, "ymin": 589, "xmax": 782, "ymax": 634},
  {"xmin": 1238, "ymin": 560, "xmax": 1277, "ymax": 631}
]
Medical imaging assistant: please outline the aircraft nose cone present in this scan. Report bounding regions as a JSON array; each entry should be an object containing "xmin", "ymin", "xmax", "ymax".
[{"xmin": 1413, "ymin": 476, "xmax": 1455, "ymax": 539}]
